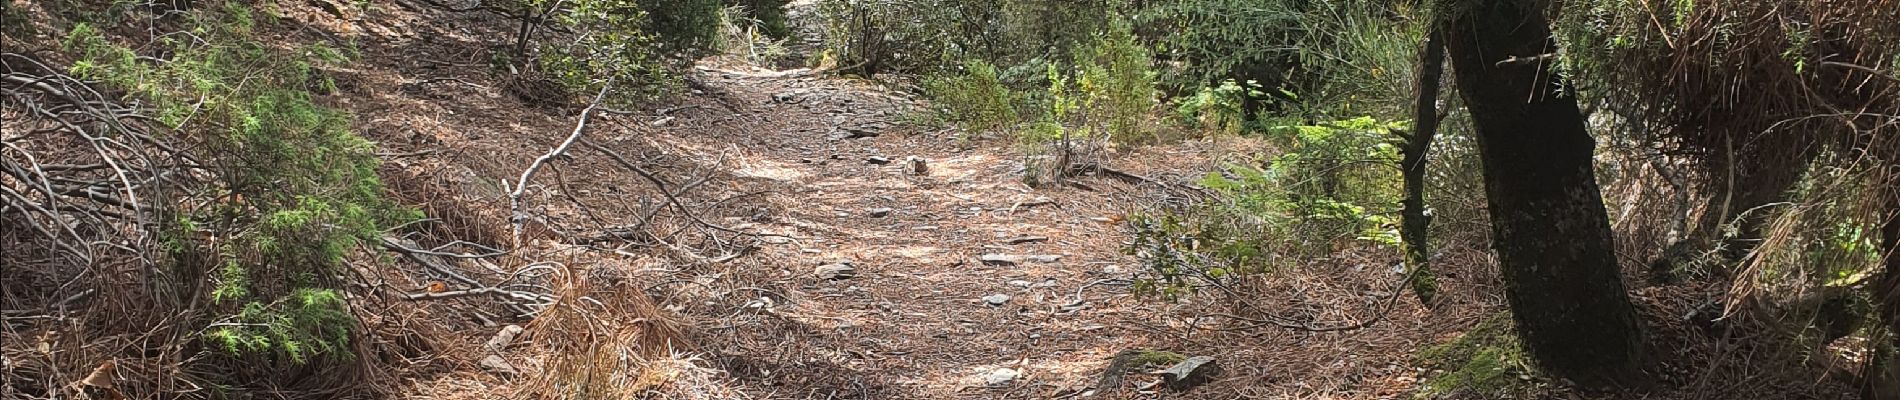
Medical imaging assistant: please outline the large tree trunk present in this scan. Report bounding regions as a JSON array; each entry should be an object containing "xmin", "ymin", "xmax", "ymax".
[{"xmin": 1441, "ymin": 1, "xmax": 1648, "ymax": 389}]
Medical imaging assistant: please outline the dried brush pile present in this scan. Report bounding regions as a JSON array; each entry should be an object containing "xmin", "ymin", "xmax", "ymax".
[
  {"xmin": 1560, "ymin": 0, "xmax": 1900, "ymax": 211},
  {"xmin": 1558, "ymin": 0, "xmax": 1900, "ymax": 391}
]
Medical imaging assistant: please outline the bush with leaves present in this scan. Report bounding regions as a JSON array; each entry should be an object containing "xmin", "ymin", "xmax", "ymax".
[
  {"xmin": 500, "ymin": 0, "xmax": 722, "ymax": 103},
  {"xmin": 1137, "ymin": 0, "xmax": 1420, "ymax": 120},
  {"xmin": 1073, "ymin": 18, "xmax": 1158, "ymax": 142},
  {"xmin": 63, "ymin": 2, "xmax": 408, "ymax": 367},
  {"xmin": 637, "ymin": 0, "xmax": 723, "ymax": 57},
  {"xmin": 537, "ymin": 0, "xmax": 673, "ymax": 102},
  {"xmin": 1136, "ymin": 0, "xmax": 1305, "ymax": 96},
  {"xmin": 1129, "ymin": 117, "xmax": 1404, "ymax": 295},
  {"xmin": 926, "ymin": 15, "xmax": 1157, "ymax": 143},
  {"xmin": 923, "ymin": 59, "xmax": 1020, "ymax": 134},
  {"xmin": 715, "ymin": 4, "xmax": 793, "ymax": 66},
  {"xmin": 725, "ymin": 0, "xmax": 793, "ymax": 39},
  {"xmin": 1173, "ymin": 79, "xmax": 1262, "ymax": 135},
  {"xmin": 814, "ymin": 0, "xmax": 1120, "ymax": 76}
]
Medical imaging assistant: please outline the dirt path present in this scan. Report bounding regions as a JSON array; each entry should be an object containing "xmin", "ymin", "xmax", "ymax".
[
  {"xmin": 306, "ymin": 2, "xmax": 1448, "ymax": 396},
  {"xmin": 372, "ymin": 58, "xmax": 1853, "ymax": 399},
  {"xmin": 652, "ymin": 66, "xmax": 1170, "ymax": 398}
]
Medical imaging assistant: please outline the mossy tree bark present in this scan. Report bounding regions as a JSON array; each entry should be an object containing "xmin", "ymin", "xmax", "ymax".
[
  {"xmin": 1441, "ymin": 0, "xmax": 1648, "ymax": 389},
  {"xmin": 1399, "ymin": 26, "xmax": 1446, "ymax": 304}
]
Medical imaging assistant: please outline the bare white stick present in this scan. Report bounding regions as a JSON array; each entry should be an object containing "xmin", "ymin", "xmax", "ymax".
[{"xmin": 509, "ymin": 80, "xmax": 614, "ymax": 245}]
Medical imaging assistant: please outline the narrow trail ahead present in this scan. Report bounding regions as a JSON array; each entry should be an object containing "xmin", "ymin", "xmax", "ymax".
[
  {"xmin": 321, "ymin": 3, "xmax": 1446, "ymax": 395},
  {"xmin": 570, "ymin": 65, "xmax": 1444, "ymax": 399},
  {"xmin": 657, "ymin": 66, "xmax": 1170, "ymax": 398}
]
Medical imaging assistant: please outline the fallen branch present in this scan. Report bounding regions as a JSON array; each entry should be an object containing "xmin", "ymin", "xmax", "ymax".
[
  {"xmin": 381, "ymin": 236, "xmax": 556, "ymax": 316},
  {"xmin": 403, "ymin": 286, "xmax": 545, "ymax": 302},
  {"xmin": 1066, "ymin": 162, "xmax": 1203, "ymax": 199},
  {"xmin": 577, "ymin": 138, "xmax": 793, "ymax": 242},
  {"xmin": 510, "ymin": 80, "xmax": 612, "ymax": 244},
  {"xmin": 380, "ymin": 237, "xmax": 484, "ymax": 288},
  {"xmin": 1006, "ymin": 198, "xmax": 1055, "ymax": 214},
  {"xmin": 580, "ymin": 171, "xmax": 715, "ymax": 243},
  {"xmin": 1202, "ymin": 259, "xmax": 1421, "ymax": 333}
]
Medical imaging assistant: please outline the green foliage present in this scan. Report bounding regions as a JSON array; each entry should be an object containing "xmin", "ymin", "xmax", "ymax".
[
  {"xmin": 813, "ymin": 0, "xmax": 958, "ymax": 74},
  {"xmin": 541, "ymin": 0, "xmax": 673, "ymax": 101},
  {"xmin": 715, "ymin": 4, "xmax": 793, "ymax": 65},
  {"xmin": 1137, "ymin": 0, "xmax": 1420, "ymax": 119},
  {"xmin": 1742, "ymin": 150, "xmax": 1889, "ymax": 292},
  {"xmin": 815, "ymin": 0, "xmax": 1122, "ymax": 76},
  {"xmin": 1173, "ymin": 79, "xmax": 1261, "ymax": 135},
  {"xmin": 1072, "ymin": 17, "xmax": 1158, "ymax": 142},
  {"xmin": 926, "ymin": 17, "xmax": 1157, "ymax": 146},
  {"xmin": 1415, "ymin": 314, "xmax": 1539, "ymax": 398},
  {"xmin": 209, "ymin": 289, "xmax": 354, "ymax": 364},
  {"xmin": 725, "ymin": 0, "xmax": 792, "ymax": 39},
  {"xmin": 1129, "ymin": 117, "xmax": 1403, "ymax": 296},
  {"xmin": 63, "ymin": 2, "xmax": 406, "ymax": 363},
  {"xmin": 1126, "ymin": 212, "xmax": 1272, "ymax": 300},
  {"xmin": 638, "ymin": 0, "xmax": 723, "ymax": 57},
  {"xmin": 923, "ymin": 59, "xmax": 1020, "ymax": 134},
  {"xmin": 1136, "ymin": 0, "xmax": 1304, "ymax": 96},
  {"xmin": 1262, "ymin": 116, "xmax": 1404, "ymax": 233},
  {"xmin": 1016, "ymin": 63, "xmax": 1092, "ymax": 186}
]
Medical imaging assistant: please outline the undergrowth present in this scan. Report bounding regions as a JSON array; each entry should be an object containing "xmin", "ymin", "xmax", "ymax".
[
  {"xmin": 1414, "ymin": 314, "xmax": 1540, "ymax": 398},
  {"xmin": 62, "ymin": 1, "xmax": 409, "ymax": 366},
  {"xmin": 1128, "ymin": 116, "xmax": 1402, "ymax": 297}
]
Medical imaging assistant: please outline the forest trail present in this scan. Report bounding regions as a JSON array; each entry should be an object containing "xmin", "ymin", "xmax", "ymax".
[
  {"xmin": 306, "ymin": 5, "xmax": 1312, "ymax": 394},
  {"xmin": 648, "ymin": 65, "xmax": 1167, "ymax": 398},
  {"xmin": 514, "ymin": 63, "xmax": 1446, "ymax": 399},
  {"xmin": 7, "ymin": 0, "xmax": 1886, "ymax": 398},
  {"xmin": 313, "ymin": 3, "xmax": 1449, "ymax": 392}
]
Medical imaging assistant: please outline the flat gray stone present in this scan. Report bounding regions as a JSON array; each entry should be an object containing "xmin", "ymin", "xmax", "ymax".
[
  {"xmin": 978, "ymin": 254, "xmax": 1023, "ymax": 266},
  {"xmin": 484, "ymin": 325, "xmax": 524, "ymax": 350},
  {"xmin": 815, "ymin": 263, "xmax": 857, "ymax": 280},
  {"xmin": 480, "ymin": 355, "xmax": 518, "ymax": 376},
  {"xmin": 1025, "ymin": 254, "xmax": 1063, "ymax": 263},
  {"xmin": 1157, "ymin": 356, "xmax": 1221, "ymax": 391},
  {"xmin": 982, "ymin": 294, "xmax": 1011, "ymax": 306},
  {"xmin": 983, "ymin": 367, "xmax": 1021, "ymax": 387}
]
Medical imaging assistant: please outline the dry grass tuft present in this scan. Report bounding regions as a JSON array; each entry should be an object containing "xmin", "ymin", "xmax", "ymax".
[{"xmin": 517, "ymin": 258, "xmax": 703, "ymax": 399}]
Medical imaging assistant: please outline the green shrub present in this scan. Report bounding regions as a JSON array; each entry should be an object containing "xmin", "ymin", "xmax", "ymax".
[
  {"xmin": 815, "ymin": 0, "xmax": 1121, "ymax": 76},
  {"xmin": 540, "ymin": 0, "xmax": 673, "ymax": 102},
  {"xmin": 1137, "ymin": 0, "xmax": 1420, "ymax": 119},
  {"xmin": 1073, "ymin": 17, "xmax": 1158, "ymax": 143},
  {"xmin": 725, "ymin": 0, "xmax": 792, "ymax": 39},
  {"xmin": 1015, "ymin": 62, "xmax": 1104, "ymax": 186},
  {"xmin": 207, "ymin": 289, "xmax": 354, "ymax": 364},
  {"xmin": 1737, "ymin": 150, "xmax": 1889, "ymax": 298},
  {"xmin": 1129, "ymin": 117, "xmax": 1403, "ymax": 296},
  {"xmin": 64, "ymin": 1, "xmax": 408, "ymax": 364},
  {"xmin": 638, "ymin": 0, "xmax": 723, "ymax": 57},
  {"xmin": 923, "ymin": 59, "xmax": 1020, "ymax": 134},
  {"xmin": 1264, "ymin": 116, "xmax": 1404, "ymax": 223},
  {"xmin": 716, "ymin": 4, "xmax": 793, "ymax": 65},
  {"xmin": 1173, "ymin": 79, "xmax": 1261, "ymax": 135},
  {"xmin": 1136, "ymin": 0, "xmax": 1305, "ymax": 102}
]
